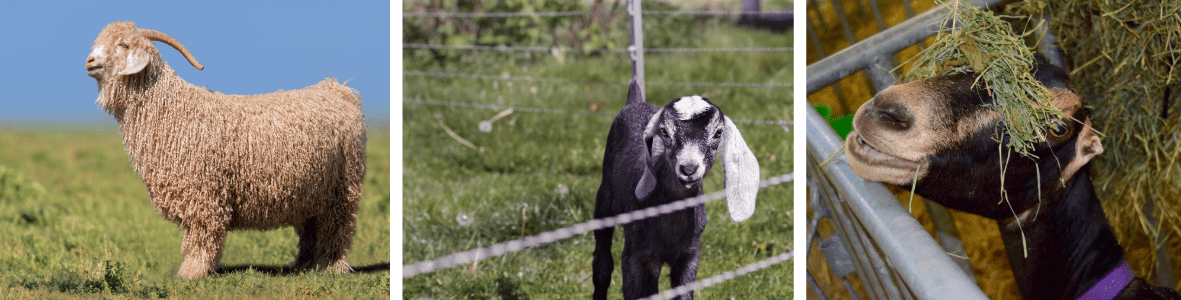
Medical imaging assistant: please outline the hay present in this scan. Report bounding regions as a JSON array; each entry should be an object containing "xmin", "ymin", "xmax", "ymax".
[
  {"xmin": 1005, "ymin": 0, "xmax": 1181, "ymax": 289},
  {"xmin": 902, "ymin": 0, "xmax": 1065, "ymax": 158}
]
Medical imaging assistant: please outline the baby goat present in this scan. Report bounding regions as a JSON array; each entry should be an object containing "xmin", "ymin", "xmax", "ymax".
[
  {"xmin": 592, "ymin": 82, "xmax": 760, "ymax": 300},
  {"xmin": 845, "ymin": 59, "xmax": 1181, "ymax": 300}
]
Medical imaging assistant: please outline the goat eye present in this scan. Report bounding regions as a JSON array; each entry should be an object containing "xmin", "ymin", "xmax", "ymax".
[
  {"xmin": 1049, "ymin": 123, "xmax": 1069, "ymax": 137},
  {"xmin": 660, "ymin": 128, "xmax": 668, "ymax": 137},
  {"xmin": 714, "ymin": 130, "xmax": 722, "ymax": 139}
]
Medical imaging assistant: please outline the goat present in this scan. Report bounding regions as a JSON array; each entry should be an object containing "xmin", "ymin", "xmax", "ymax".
[
  {"xmin": 844, "ymin": 59, "xmax": 1181, "ymax": 300},
  {"xmin": 85, "ymin": 21, "xmax": 366, "ymax": 279},
  {"xmin": 592, "ymin": 81, "xmax": 760, "ymax": 300}
]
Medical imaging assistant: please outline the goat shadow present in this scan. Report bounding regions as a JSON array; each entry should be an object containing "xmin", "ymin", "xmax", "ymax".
[{"xmin": 214, "ymin": 262, "xmax": 390, "ymax": 277}]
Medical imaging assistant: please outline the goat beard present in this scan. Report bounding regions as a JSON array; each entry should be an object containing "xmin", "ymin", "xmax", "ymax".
[{"xmin": 96, "ymin": 61, "xmax": 168, "ymax": 119}]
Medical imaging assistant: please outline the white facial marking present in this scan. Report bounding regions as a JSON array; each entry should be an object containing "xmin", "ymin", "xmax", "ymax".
[
  {"xmin": 89, "ymin": 46, "xmax": 105, "ymax": 59},
  {"xmin": 673, "ymin": 96, "xmax": 711, "ymax": 120},
  {"xmin": 677, "ymin": 144, "xmax": 706, "ymax": 179}
]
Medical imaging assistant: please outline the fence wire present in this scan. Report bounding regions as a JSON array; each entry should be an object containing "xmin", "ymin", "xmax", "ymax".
[
  {"xmin": 405, "ymin": 98, "xmax": 613, "ymax": 116},
  {"xmin": 402, "ymin": 172, "xmax": 793, "ymax": 278},
  {"xmin": 404, "ymin": 70, "xmax": 793, "ymax": 88},
  {"xmin": 403, "ymin": 10, "xmax": 791, "ymax": 18},
  {"xmin": 640, "ymin": 250, "xmax": 796, "ymax": 300},
  {"xmin": 403, "ymin": 43, "xmax": 792, "ymax": 53},
  {"xmin": 404, "ymin": 98, "xmax": 792, "ymax": 126}
]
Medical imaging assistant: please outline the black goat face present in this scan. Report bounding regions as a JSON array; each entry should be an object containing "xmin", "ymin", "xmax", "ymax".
[
  {"xmin": 643, "ymin": 96, "xmax": 725, "ymax": 195},
  {"xmin": 633, "ymin": 95, "xmax": 761, "ymax": 222},
  {"xmin": 844, "ymin": 63, "xmax": 1104, "ymax": 219}
]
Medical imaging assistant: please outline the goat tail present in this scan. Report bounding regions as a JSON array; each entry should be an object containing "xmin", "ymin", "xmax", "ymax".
[{"xmin": 626, "ymin": 79, "xmax": 644, "ymax": 105}]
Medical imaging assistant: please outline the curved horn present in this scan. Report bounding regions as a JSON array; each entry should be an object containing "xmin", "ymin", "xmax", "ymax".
[{"xmin": 139, "ymin": 29, "xmax": 204, "ymax": 70}]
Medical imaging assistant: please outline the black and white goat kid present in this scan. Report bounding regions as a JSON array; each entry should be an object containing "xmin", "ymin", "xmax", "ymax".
[
  {"xmin": 592, "ymin": 82, "xmax": 760, "ymax": 300},
  {"xmin": 844, "ymin": 59, "xmax": 1181, "ymax": 300}
]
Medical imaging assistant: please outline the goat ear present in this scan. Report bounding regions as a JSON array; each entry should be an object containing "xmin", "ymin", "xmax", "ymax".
[
  {"xmin": 719, "ymin": 116, "xmax": 760, "ymax": 222},
  {"xmin": 1062, "ymin": 118, "xmax": 1103, "ymax": 180},
  {"xmin": 635, "ymin": 109, "xmax": 663, "ymax": 201},
  {"xmin": 117, "ymin": 48, "xmax": 150, "ymax": 75}
]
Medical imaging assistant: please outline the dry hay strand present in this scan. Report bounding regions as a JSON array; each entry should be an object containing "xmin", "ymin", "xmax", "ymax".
[
  {"xmin": 903, "ymin": 0, "xmax": 1066, "ymax": 159},
  {"xmin": 1005, "ymin": 0, "xmax": 1181, "ymax": 289}
]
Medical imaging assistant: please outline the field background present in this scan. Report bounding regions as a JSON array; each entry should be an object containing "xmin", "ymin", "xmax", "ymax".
[
  {"xmin": 0, "ymin": 127, "xmax": 391, "ymax": 299},
  {"xmin": 401, "ymin": 1, "xmax": 794, "ymax": 298}
]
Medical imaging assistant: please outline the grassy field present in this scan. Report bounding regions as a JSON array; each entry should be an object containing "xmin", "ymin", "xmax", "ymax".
[
  {"xmin": 0, "ymin": 127, "xmax": 390, "ymax": 299},
  {"xmin": 402, "ymin": 23, "xmax": 793, "ymax": 298}
]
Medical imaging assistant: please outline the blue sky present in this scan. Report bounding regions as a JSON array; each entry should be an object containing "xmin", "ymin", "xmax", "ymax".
[{"xmin": 0, "ymin": 1, "xmax": 390, "ymax": 125}]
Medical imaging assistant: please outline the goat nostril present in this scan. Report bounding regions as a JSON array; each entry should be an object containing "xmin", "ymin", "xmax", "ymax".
[
  {"xmin": 679, "ymin": 164, "xmax": 698, "ymax": 177},
  {"xmin": 877, "ymin": 107, "xmax": 911, "ymax": 129}
]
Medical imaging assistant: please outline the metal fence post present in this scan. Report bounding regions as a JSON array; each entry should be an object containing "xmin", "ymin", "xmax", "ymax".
[{"xmin": 628, "ymin": 0, "xmax": 646, "ymax": 103}]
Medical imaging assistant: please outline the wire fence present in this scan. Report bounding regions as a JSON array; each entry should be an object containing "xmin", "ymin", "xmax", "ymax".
[
  {"xmin": 641, "ymin": 250, "xmax": 796, "ymax": 300},
  {"xmin": 404, "ymin": 98, "xmax": 793, "ymax": 127},
  {"xmin": 403, "ymin": 10, "xmax": 792, "ymax": 18},
  {"xmin": 403, "ymin": 4, "xmax": 793, "ymax": 297},
  {"xmin": 404, "ymin": 43, "xmax": 792, "ymax": 53},
  {"xmin": 402, "ymin": 173, "xmax": 794, "ymax": 278},
  {"xmin": 404, "ymin": 70, "xmax": 793, "ymax": 88}
]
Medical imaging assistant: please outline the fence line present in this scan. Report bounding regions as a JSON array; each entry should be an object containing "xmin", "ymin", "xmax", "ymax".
[
  {"xmin": 404, "ymin": 98, "xmax": 793, "ymax": 126},
  {"xmin": 404, "ymin": 43, "xmax": 792, "ymax": 53},
  {"xmin": 403, "ymin": 10, "xmax": 791, "ymax": 18},
  {"xmin": 404, "ymin": 70, "xmax": 793, "ymax": 88},
  {"xmin": 405, "ymin": 98, "xmax": 613, "ymax": 116},
  {"xmin": 401, "ymin": 172, "xmax": 794, "ymax": 278},
  {"xmin": 640, "ymin": 250, "xmax": 796, "ymax": 300}
]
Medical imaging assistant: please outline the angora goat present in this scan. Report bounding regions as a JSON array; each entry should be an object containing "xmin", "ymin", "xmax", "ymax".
[{"xmin": 85, "ymin": 21, "xmax": 366, "ymax": 279}]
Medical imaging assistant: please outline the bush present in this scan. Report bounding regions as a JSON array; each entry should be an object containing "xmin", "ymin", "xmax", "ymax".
[{"xmin": 403, "ymin": 0, "xmax": 703, "ymax": 64}]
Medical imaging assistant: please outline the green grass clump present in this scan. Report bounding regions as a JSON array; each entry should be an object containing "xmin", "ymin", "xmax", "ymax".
[
  {"xmin": 0, "ymin": 128, "xmax": 390, "ymax": 299},
  {"xmin": 904, "ymin": 0, "xmax": 1064, "ymax": 158},
  {"xmin": 403, "ymin": 22, "xmax": 792, "ymax": 298}
]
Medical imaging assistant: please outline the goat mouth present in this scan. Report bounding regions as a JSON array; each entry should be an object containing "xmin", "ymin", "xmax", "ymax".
[
  {"xmin": 86, "ymin": 66, "xmax": 103, "ymax": 78},
  {"xmin": 845, "ymin": 131, "xmax": 925, "ymax": 183}
]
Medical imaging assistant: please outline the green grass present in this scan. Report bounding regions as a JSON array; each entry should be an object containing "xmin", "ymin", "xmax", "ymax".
[
  {"xmin": 403, "ymin": 24, "xmax": 793, "ymax": 299},
  {"xmin": 0, "ymin": 128, "xmax": 390, "ymax": 299}
]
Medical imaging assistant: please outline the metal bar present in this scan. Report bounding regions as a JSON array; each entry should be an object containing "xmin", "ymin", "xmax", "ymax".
[
  {"xmin": 867, "ymin": 0, "xmax": 888, "ymax": 31},
  {"xmin": 828, "ymin": 0, "xmax": 858, "ymax": 45},
  {"xmin": 806, "ymin": 0, "xmax": 1006, "ymax": 94},
  {"xmin": 841, "ymin": 277, "xmax": 865, "ymax": 300},
  {"xmin": 870, "ymin": 50, "xmax": 974, "ymax": 283},
  {"xmin": 628, "ymin": 0, "xmax": 645, "ymax": 102},
  {"xmin": 806, "ymin": 17, "xmax": 829, "ymax": 57},
  {"xmin": 808, "ymin": 271, "xmax": 833, "ymax": 300},
  {"xmin": 810, "ymin": 164, "xmax": 885, "ymax": 299},
  {"xmin": 814, "ymin": 171, "xmax": 890, "ymax": 300},
  {"xmin": 846, "ymin": 208, "xmax": 906, "ymax": 300},
  {"xmin": 808, "ymin": 0, "xmax": 830, "ymax": 35},
  {"xmin": 902, "ymin": 0, "xmax": 918, "ymax": 18},
  {"xmin": 924, "ymin": 199, "xmax": 978, "ymax": 282},
  {"xmin": 866, "ymin": 54, "xmax": 898, "ymax": 92},
  {"xmin": 806, "ymin": 105, "xmax": 988, "ymax": 300}
]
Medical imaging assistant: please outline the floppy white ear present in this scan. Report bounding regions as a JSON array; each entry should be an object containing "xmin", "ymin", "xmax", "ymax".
[
  {"xmin": 118, "ymin": 48, "xmax": 150, "ymax": 75},
  {"xmin": 635, "ymin": 109, "xmax": 664, "ymax": 200},
  {"xmin": 719, "ymin": 116, "xmax": 759, "ymax": 222}
]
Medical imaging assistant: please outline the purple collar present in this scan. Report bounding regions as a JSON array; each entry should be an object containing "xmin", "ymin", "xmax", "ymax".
[{"xmin": 1077, "ymin": 261, "xmax": 1133, "ymax": 300}]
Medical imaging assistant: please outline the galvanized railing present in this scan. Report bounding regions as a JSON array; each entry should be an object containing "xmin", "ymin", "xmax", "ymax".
[{"xmin": 805, "ymin": 0, "xmax": 1005, "ymax": 299}]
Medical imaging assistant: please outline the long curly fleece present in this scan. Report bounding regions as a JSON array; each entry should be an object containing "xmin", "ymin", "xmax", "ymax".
[{"xmin": 90, "ymin": 21, "xmax": 366, "ymax": 278}]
